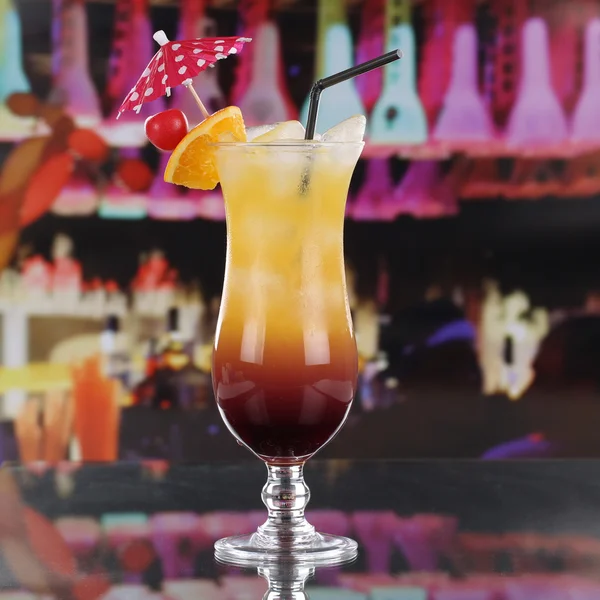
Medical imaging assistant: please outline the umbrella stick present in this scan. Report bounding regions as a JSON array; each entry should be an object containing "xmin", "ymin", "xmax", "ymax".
[{"xmin": 186, "ymin": 84, "xmax": 210, "ymax": 119}]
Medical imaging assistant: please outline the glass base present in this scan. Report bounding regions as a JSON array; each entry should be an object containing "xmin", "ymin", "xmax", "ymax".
[
  {"xmin": 214, "ymin": 531, "xmax": 358, "ymax": 567},
  {"xmin": 214, "ymin": 463, "xmax": 358, "ymax": 567}
]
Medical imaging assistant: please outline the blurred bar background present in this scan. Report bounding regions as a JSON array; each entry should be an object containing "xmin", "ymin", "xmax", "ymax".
[{"xmin": 1, "ymin": 0, "xmax": 600, "ymax": 461}]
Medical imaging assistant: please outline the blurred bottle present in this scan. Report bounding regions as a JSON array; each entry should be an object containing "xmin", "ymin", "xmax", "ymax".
[
  {"xmin": 145, "ymin": 338, "xmax": 160, "ymax": 377},
  {"xmin": 161, "ymin": 307, "xmax": 189, "ymax": 372},
  {"xmin": 48, "ymin": 0, "xmax": 102, "ymax": 127},
  {"xmin": 0, "ymin": 0, "xmax": 37, "ymax": 141},
  {"xmin": 100, "ymin": 314, "xmax": 131, "ymax": 389},
  {"xmin": 131, "ymin": 338, "xmax": 160, "ymax": 406},
  {"xmin": 134, "ymin": 308, "xmax": 211, "ymax": 410}
]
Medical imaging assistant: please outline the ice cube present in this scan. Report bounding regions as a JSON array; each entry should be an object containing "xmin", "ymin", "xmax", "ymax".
[
  {"xmin": 321, "ymin": 115, "xmax": 367, "ymax": 143},
  {"xmin": 246, "ymin": 123, "xmax": 278, "ymax": 141},
  {"xmin": 252, "ymin": 120, "xmax": 306, "ymax": 142}
]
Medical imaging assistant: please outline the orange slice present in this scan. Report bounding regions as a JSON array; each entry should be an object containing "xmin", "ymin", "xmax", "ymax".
[{"xmin": 164, "ymin": 106, "xmax": 246, "ymax": 190}]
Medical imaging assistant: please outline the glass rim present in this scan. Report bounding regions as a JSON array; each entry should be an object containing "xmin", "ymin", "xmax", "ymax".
[{"xmin": 210, "ymin": 140, "xmax": 365, "ymax": 149}]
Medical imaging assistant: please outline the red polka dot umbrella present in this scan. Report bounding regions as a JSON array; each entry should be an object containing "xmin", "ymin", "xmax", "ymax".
[{"xmin": 117, "ymin": 30, "xmax": 251, "ymax": 120}]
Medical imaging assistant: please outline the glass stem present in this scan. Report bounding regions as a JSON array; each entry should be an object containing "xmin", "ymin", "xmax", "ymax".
[{"xmin": 254, "ymin": 463, "xmax": 317, "ymax": 549}]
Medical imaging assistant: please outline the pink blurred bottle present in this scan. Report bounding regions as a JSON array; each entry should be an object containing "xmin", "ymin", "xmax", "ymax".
[
  {"xmin": 306, "ymin": 511, "xmax": 351, "ymax": 585},
  {"xmin": 238, "ymin": 13, "xmax": 295, "ymax": 126},
  {"xmin": 434, "ymin": 23, "xmax": 494, "ymax": 145},
  {"xmin": 394, "ymin": 161, "xmax": 447, "ymax": 219},
  {"xmin": 483, "ymin": 0, "xmax": 526, "ymax": 128},
  {"xmin": 230, "ymin": 0, "xmax": 267, "ymax": 106},
  {"xmin": 150, "ymin": 512, "xmax": 210, "ymax": 580},
  {"xmin": 100, "ymin": 0, "xmax": 166, "ymax": 147},
  {"xmin": 504, "ymin": 576, "xmax": 572, "ymax": 600},
  {"xmin": 571, "ymin": 18, "xmax": 600, "ymax": 144},
  {"xmin": 548, "ymin": 1, "xmax": 580, "ymax": 116},
  {"xmin": 172, "ymin": 2, "xmax": 225, "ymax": 128},
  {"xmin": 419, "ymin": 0, "xmax": 474, "ymax": 127},
  {"xmin": 505, "ymin": 17, "xmax": 569, "ymax": 147},
  {"xmin": 48, "ymin": 0, "xmax": 102, "ymax": 127},
  {"xmin": 199, "ymin": 512, "xmax": 251, "ymax": 542},
  {"xmin": 352, "ymin": 159, "xmax": 394, "ymax": 221},
  {"xmin": 394, "ymin": 514, "xmax": 458, "ymax": 572},
  {"xmin": 352, "ymin": 511, "xmax": 398, "ymax": 573},
  {"xmin": 355, "ymin": 0, "xmax": 385, "ymax": 113}
]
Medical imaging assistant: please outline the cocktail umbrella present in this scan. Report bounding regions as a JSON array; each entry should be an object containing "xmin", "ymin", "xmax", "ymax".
[{"xmin": 118, "ymin": 30, "xmax": 251, "ymax": 119}]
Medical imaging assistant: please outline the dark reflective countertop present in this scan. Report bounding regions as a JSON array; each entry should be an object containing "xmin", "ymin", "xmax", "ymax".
[{"xmin": 2, "ymin": 459, "xmax": 600, "ymax": 598}]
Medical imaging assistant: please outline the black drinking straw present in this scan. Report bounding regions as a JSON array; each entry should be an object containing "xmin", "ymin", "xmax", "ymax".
[{"xmin": 304, "ymin": 49, "xmax": 403, "ymax": 140}]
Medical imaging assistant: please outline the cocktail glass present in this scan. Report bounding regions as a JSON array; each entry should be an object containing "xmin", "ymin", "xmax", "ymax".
[{"xmin": 211, "ymin": 140, "xmax": 363, "ymax": 565}]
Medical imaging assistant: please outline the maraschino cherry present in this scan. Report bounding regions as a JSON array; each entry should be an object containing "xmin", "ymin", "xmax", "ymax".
[{"xmin": 144, "ymin": 109, "xmax": 189, "ymax": 151}]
